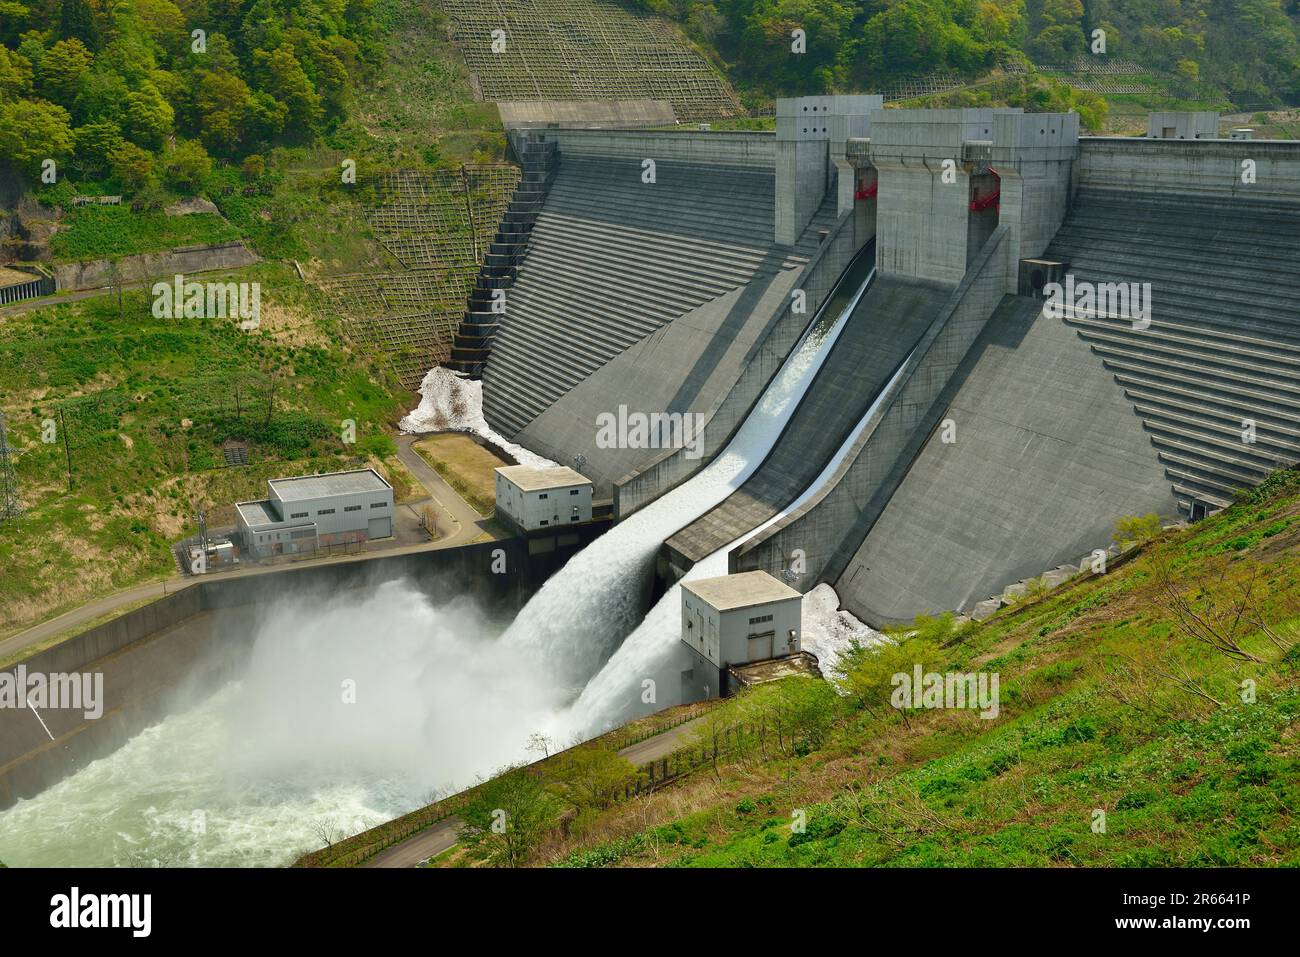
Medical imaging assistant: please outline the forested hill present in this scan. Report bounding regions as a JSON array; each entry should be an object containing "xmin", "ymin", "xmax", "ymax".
[
  {"xmin": 0, "ymin": 0, "xmax": 379, "ymax": 186},
  {"xmin": 2, "ymin": 0, "xmax": 1297, "ymax": 189},
  {"xmin": 630, "ymin": 0, "xmax": 1300, "ymax": 106}
]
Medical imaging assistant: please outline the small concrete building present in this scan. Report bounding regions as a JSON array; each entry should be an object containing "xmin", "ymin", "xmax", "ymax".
[
  {"xmin": 235, "ymin": 468, "xmax": 394, "ymax": 558},
  {"xmin": 494, "ymin": 465, "xmax": 593, "ymax": 532},
  {"xmin": 680, "ymin": 571, "xmax": 803, "ymax": 699},
  {"xmin": 1147, "ymin": 111, "xmax": 1219, "ymax": 140}
]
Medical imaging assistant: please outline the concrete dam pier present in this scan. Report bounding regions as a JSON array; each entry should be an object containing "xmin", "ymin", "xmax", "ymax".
[{"xmin": 473, "ymin": 100, "xmax": 1300, "ymax": 626}]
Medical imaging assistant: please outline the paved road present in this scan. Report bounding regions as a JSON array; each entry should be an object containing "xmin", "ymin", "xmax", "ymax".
[
  {"xmin": 395, "ymin": 434, "xmax": 489, "ymax": 548},
  {"xmin": 361, "ymin": 715, "xmax": 709, "ymax": 868},
  {"xmin": 1, "ymin": 437, "xmax": 488, "ymax": 660}
]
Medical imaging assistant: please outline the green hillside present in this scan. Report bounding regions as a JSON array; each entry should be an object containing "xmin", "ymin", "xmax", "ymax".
[{"xmin": 447, "ymin": 471, "xmax": 1300, "ymax": 868}]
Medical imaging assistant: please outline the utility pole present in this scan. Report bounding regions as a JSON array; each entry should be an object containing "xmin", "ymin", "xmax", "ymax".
[
  {"xmin": 58, "ymin": 407, "xmax": 73, "ymax": 492},
  {"xmin": 0, "ymin": 411, "xmax": 23, "ymax": 528}
]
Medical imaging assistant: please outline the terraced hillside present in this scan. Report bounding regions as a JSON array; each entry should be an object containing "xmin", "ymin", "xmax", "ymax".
[
  {"xmin": 315, "ymin": 166, "xmax": 520, "ymax": 387},
  {"xmin": 441, "ymin": 0, "xmax": 742, "ymax": 120},
  {"xmin": 1044, "ymin": 188, "xmax": 1300, "ymax": 513}
]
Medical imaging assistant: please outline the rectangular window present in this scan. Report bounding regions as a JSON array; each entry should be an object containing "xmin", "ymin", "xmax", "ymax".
[
  {"xmin": 318, "ymin": 508, "xmax": 335, "ymax": 515},
  {"xmin": 569, "ymin": 489, "xmax": 579, "ymax": 495},
  {"xmin": 538, "ymin": 493, "xmax": 548, "ymax": 500},
  {"xmin": 291, "ymin": 512, "xmax": 308, "ymax": 519},
  {"xmin": 344, "ymin": 505, "xmax": 361, "ymax": 512},
  {"xmin": 747, "ymin": 614, "xmax": 773, "ymax": 625},
  {"xmin": 370, "ymin": 502, "xmax": 386, "ymax": 509},
  {"xmin": 540, "ymin": 519, "xmax": 549, "ymax": 526}
]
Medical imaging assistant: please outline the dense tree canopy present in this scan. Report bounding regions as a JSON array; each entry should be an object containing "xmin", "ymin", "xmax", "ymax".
[
  {"xmin": 635, "ymin": 0, "xmax": 1299, "ymax": 102},
  {"xmin": 0, "ymin": 0, "xmax": 378, "ymax": 187}
]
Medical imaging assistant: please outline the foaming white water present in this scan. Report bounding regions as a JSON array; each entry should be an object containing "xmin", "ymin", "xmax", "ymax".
[
  {"xmin": 400, "ymin": 367, "xmax": 557, "ymax": 469},
  {"xmin": 801, "ymin": 583, "xmax": 885, "ymax": 675},
  {"xmin": 565, "ymin": 349, "xmax": 912, "ymax": 733},
  {"xmin": 0, "ymin": 581, "xmax": 562, "ymax": 867},
  {"xmin": 502, "ymin": 272, "xmax": 875, "ymax": 690}
]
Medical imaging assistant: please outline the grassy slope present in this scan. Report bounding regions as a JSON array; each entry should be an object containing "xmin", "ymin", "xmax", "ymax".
[
  {"xmin": 413, "ymin": 434, "xmax": 508, "ymax": 517},
  {"xmin": 532, "ymin": 474, "xmax": 1300, "ymax": 868},
  {"xmin": 0, "ymin": 2, "xmax": 508, "ymax": 636},
  {"xmin": 0, "ymin": 262, "xmax": 411, "ymax": 637}
]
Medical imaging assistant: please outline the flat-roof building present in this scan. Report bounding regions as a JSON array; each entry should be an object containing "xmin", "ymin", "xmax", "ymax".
[
  {"xmin": 680, "ymin": 571, "xmax": 803, "ymax": 700},
  {"xmin": 495, "ymin": 465, "xmax": 593, "ymax": 532},
  {"xmin": 235, "ymin": 468, "xmax": 394, "ymax": 558}
]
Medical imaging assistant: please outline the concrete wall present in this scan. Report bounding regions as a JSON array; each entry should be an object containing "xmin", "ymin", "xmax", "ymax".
[
  {"xmin": 1077, "ymin": 136, "xmax": 1300, "ymax": 201},
  {"xmin": 543, "ymin": 129, "xmax": 775, "ymax": 167},
  {"xmin": 837, "ymin": 295, "xmax": 1179, "ymax": 624},
  {"xmin": 613, "ymin": 204, "xmax": 874, "ymax": 517},
  {"xmin": 52, "ymin": 241, "xmax": 259, "ymax": 291},
  {"xmin": 992, "ymin": 111, "xmax": 1078, "ymax": 270},
  {"xmin": 731, "ymin": 226, "xmax": 1012, "ymax": 587},
  {"xmin": 872, "ymin": 109, "xmax": 1075, "ymax": 288},
  {"xmin": 777, "ymin": 95, "xmax": 883, "ymax": 244},
  {"xmin": 496, "ymin": 99, "xmax": 676, "ymax": 129},
  {"xmin": 870, "ymin": 109, "xmax": 999, "ymax": 285}
]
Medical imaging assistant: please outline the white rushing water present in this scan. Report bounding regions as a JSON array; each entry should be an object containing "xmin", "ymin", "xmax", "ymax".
[
  {"xmin": 502, "ymin": 270, "xmax": 875, "ymax": 692},
  {"xmin": 0, "ymin": 262, "xmax": 882, "ymax": 867},
  {"xmin": 564, "ymin": 349, "xmax": 910, "ymax": 732},
  {"xmin": 0, "ymin": 581, "xmax": 565, "ymax": 867}
]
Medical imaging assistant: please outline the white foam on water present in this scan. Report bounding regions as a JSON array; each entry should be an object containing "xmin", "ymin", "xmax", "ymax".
[{"xmin": 0, "ymin": 580, "xmax": 564, "ymax": 867}]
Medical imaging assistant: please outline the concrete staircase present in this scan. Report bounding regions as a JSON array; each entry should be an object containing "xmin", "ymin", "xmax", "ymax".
[
  {"xmin": 481, "ymin": 155, "xmax": 833, "ymax": 437},
  {"xmin": 1045, "ymin": 187, "xmax": 1300, "ymax": 511},
  {"xmin": 447, "ymin": 135, "xmax": 558, "ymax": 377}
]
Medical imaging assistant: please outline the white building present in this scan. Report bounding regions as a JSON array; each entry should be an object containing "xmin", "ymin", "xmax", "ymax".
[
  {"xmin": 235, "ymin": 468, "xmax": 394, "ymax": 558},
  {"xmin": 680, "ymin": 571, "xmax": 803, "ymax": 699},
  {"xmin": 494, "ymin": 465, "xmax": 593, "ymax": 532},
  {"xmin": 1147, "ymin": 111, "xmax": 1219, "ymax": 140}
]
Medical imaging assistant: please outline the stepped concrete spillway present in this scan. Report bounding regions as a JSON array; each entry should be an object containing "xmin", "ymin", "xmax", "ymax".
[
  {"xmin": 482, "ymin": 141, "xmax": 843, "ymax": 495},
  {"xmin": 1043, "ymin": 187, "xmax": 1300, "ymax": 512},
  {"xmin": 663, "ymin": 263, "xmax": 952, "ymax": 574}
]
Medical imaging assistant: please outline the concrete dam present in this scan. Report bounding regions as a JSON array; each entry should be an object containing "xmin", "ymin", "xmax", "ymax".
[
  {"xmin": 472, "ymin": 100, "xmax": 1300, "ymax": 630},
  {"xmin": 5, "ymin": 100, "xmax": 1299, "ymax": 867}
]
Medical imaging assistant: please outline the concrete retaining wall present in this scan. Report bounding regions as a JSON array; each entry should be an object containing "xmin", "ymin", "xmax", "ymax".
[
  {"xmin": 53, "ymin": 241, "xmax": 259, "ymax": 291},
  {"xmin": 544, "ymin": 129, "xmax": 775, "ymax": 168},
  {"xmin": 1077, "ymin": 137, "xmax": 1300, "ymax": 201},
  {"xmin": 732, "ymin": 226, "xmax": 1012, "ymax": 585},
  {"xmin": 497, "ymin": 99, "xmax": 676, "ymax": 129},
  {"xmin": 613, "ymin": 205, "xmax": 873, "ymax": 517}
]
